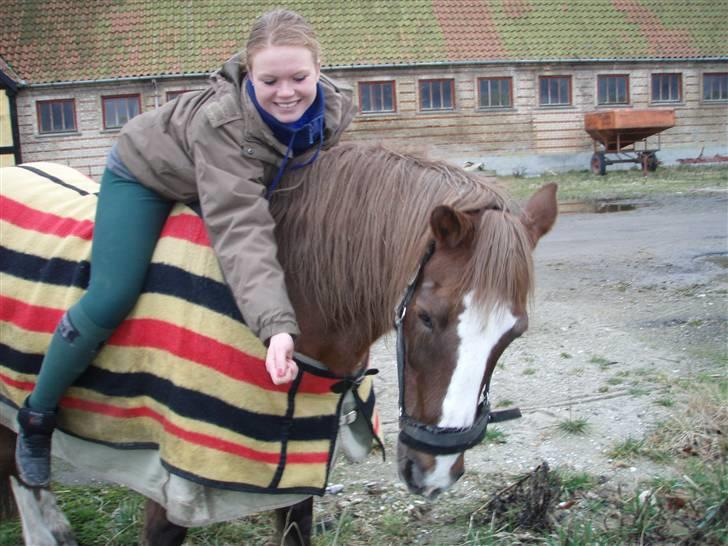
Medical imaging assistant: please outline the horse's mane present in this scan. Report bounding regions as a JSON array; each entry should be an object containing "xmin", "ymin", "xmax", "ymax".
[{"xmin": 270, "ymin": 143, "xmax": 533, "ymax": 339}]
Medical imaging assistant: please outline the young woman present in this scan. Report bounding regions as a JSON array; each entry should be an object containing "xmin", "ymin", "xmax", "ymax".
[{"xmin": 16, "ymin": 9, "xmax": 355, "ymax": 487}]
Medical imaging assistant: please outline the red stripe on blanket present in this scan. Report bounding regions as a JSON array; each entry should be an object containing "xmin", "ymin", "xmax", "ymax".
[
  {"xmin": 160, "ymin": 214, "xmax": 211, "ymax": 247},
  {"xmin": 111, "ymin": 319, "xmax": 338, "ymax": 395},
  {"xmin": 0, "ymin": 297, "xmax": 337, "ymax": 395},
  {"xmin": 60, "ymin": 396, "xmax": 329, "ymax": 464},
  {"xmin": 0, "ymin": 195, "xmax": 94, "ymax": 240},
  {"xmin": 0, "ymin": 295, "xmax": 63, "ymax": 334},
  {"xmin": 0, "ymin": 371, "xmax": 35, "ymax": 392}
]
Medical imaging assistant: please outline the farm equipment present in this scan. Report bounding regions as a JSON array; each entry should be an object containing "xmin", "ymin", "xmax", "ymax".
[{"xmin": 584, "ymin": 109, "xmax": 675, "ymax": 175}]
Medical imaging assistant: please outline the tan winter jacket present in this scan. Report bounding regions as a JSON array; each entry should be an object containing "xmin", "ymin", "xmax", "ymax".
[{"xmin": 115, "ymin": 54, "xmax": 355, "ymax": 342}]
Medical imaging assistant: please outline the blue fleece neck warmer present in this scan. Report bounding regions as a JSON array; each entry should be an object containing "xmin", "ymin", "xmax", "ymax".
[{"xmin": 246, "ymin": 79, "xmax": 326, "ymax": 198}]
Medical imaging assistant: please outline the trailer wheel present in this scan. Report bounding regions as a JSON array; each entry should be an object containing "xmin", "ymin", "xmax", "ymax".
[
  {"xmin": 591, "ymin": 152, "xmax": 606, "ymax": 175},
  {"xmin": 646, "ymin": 152, "xmax": 659, "ymax": 171}
]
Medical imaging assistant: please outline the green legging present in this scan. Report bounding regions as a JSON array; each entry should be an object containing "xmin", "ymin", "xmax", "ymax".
[{"xmin": 29, "ymin": 169, "xmax": 173, "ymax": 411}]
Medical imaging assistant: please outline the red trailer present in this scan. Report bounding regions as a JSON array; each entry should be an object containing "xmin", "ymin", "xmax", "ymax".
[{"xmin": 584, "ymin": 109, "xmax": 675, "ymax": 175}]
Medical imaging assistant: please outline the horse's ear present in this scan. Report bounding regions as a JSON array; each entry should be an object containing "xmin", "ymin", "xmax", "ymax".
[
  {"xmin": 520, "ymin": 183, "xmax": 558, "ymax": 248},
  {"xmin": 430, "ymin": 205, "xmax": 474, "ymax": 249}
]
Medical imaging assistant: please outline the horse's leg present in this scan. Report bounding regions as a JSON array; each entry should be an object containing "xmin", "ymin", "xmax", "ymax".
[
  {"xmin": 0, "ymin": 425, "xmax": 18, "ymax": 521},
  {"xmin": 274, "ymin": 497, "xmax": 314, "ymax": 546},
  {"xmin": 141, "ymin": 499, "xmax": 188, "ymax": 546},
  {"xmin": 10, "ymin": 476, "xmax": 78, "ymax": 546}
]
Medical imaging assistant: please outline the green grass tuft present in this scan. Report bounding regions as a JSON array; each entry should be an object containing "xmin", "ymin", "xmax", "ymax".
[{"xmin": 557, "ymin": 417, "xmax": 590, "ymax": 436}]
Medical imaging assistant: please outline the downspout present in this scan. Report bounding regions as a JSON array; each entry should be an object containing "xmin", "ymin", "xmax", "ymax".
[
  {"xmin": 152, "ymin": 78, "xmax": 160, "ymax": 109},
  {"xmin": 10, "ymin": 90, "xmax": 21, "ymax": 163}
]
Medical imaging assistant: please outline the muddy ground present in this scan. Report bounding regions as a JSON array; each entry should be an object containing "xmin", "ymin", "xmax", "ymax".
[{"xmin": 318, "ymin": 190, "xmax": 727, "ymax": 542}]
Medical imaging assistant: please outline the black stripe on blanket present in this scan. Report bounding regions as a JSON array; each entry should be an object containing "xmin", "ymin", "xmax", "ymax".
[
  {"xmin": 1, "ymin": 248, "xmax": 243, "ymax": 321},
  {"xmin": 73, "ymin": 367, "xmax": 338, "ymax": 443},
  {"xmin": 17, "ymin": 165, "xmax": 99, "ymax": 197},
  {"xmin": 0, "ymin": 248, "xmax": 91, "ymax": 289},
  {"xmin": 0, "ymin": 344, "xmax": 41, "ymax": 375}
]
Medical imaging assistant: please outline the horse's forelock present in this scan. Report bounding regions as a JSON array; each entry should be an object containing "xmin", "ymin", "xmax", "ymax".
[
  {"xmin": 460, "ymin": 209, "xmax": 535, "ymax": 318},
  {"xmin": 270, "ymin": 143, "xmax": 520, "ymax": 338}
]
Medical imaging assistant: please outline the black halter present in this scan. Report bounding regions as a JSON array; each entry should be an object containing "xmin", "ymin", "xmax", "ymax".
[{"xmin": 394, "ymin": 242, "xmax": 521, "ymax": 455}]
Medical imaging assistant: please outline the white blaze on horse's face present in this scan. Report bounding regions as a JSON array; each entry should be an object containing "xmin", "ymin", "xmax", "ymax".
[
  {"xmin": 442, "ymin": 293, "xmax": 517, "ymax": 427},
  {"xmin": 422, "ymin": 292, "xmax": 517, "ymax": 493}
]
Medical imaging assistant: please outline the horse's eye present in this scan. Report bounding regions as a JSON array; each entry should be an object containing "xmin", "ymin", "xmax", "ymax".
[{"xmin": 417, "ymin": 311, "xmax": 433, "ymax": 329}]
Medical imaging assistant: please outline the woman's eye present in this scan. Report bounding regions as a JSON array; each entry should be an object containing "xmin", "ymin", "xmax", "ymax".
[
  {"xmin": 293, "ymin": 75, "xmax": 307, "ymax": 82},
  {"xmin": 418, "ymin": 311, "xmax": 433, "ymax": 329},
  {"xmin": 262, "ymin": 80, "xmax": 275, "ymax": 86}
]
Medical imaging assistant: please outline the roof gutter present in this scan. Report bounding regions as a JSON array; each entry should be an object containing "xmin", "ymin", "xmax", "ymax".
[
  {"xmin": 327, "ymin": 56, "xmax": 728, "ymax": 71},
  {"xmin": 22, "ymin": 56, "xmax": 728, "ymax": 87},
  {"xmin": 23, "ymin": 72, "xmax": 211, "ymax": 89}
]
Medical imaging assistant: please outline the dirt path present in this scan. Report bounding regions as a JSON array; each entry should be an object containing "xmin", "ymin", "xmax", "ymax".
[{"xmin": 333, "ymin": 192, "xmax": 727, "ymax": 493}]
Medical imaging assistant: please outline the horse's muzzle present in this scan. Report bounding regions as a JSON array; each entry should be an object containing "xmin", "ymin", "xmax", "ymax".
[{"xmin": 397, "ymin": 442, "xmax": 464, "ymax": 498}]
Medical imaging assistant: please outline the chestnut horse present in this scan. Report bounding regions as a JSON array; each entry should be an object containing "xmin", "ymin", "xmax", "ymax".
[{"xmin": 0, "ymin": 143, "xmax": 557, "ymax": 545}]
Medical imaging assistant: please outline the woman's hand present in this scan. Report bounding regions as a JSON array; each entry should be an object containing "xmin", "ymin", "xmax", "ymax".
[{"xmin": 265, "ymin": 333, "xmax": 299, "ymax": 385}]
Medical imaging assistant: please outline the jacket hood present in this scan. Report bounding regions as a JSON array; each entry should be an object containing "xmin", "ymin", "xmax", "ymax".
[{"xmin": 220, "ymin": 53, "xmax": 247, "ymax": 90}]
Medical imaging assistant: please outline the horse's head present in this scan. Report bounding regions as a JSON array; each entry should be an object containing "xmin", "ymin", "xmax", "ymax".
[{"xmin": 397, "ymin": 183, "xmax": 558, "ymax": 498}]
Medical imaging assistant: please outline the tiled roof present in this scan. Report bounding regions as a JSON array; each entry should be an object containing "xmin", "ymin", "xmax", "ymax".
[{"xmin": 1, "ymin": 0, "xmax": 726, "ymax": 85}]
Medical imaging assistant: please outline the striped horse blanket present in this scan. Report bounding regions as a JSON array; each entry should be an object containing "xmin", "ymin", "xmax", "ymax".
[{"xmin": 0, "ymin": 163, "xmax": 379, "ymax": 498}]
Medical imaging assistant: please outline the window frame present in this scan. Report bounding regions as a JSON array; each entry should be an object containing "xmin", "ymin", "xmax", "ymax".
[
  {"xmin": 703, "ymin": 73, "xmax": 728, "ymax": 103},
  {"xmin": 36, "ymin": 98, "xmax": 77, "ymax": 134},
  {"xmin": 418, "ymin": 78, "xmax": 455, "ymax": 112},
  {"xmin": 477, "ymin": 76, "xmax": 513, "ymax": 110},
  {"xmin": 101, "ymin": 94, "xmax": 142, "ymax": 130},
  {"xmin": 358, "ymin": 80, "xmax": 397, "ymax": 114},
  {"xmin": 539, "ymin": 75, "xmax": 572, "ymax": 107},
  {"xmin": 651, "ymin": 73, "xmax": 683, "ymax": 104},
  {"xmin": 597, "ymin": 74, "xmax": 630, "ymax": 106}
]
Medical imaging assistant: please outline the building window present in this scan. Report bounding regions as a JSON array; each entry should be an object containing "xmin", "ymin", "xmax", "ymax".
[
  {"xmin": 539, "ymin": 76, "xmax": 571, "ymax": 106},
  {"xmin": 651, "ymin": 73, "xmax": 682, "ymax": 103},
  {"xmin": 102, "ymin": 95, "xmax": 141, "ymax": 129},
  {"xmin": 598, "ymin": 75, "xmax": 629, "ymax": 105},
  {"xmin": 419, "ymin": 79, "xmax": 454, "ymax": 111},
  {"xmin": 478, "ymin": 77, "xmax": 512, "ymax": 109},
  {"xmin": 37, "ymin": 99, "xmax": 76, "ymax": 134},
  {"xmin": 358, "ymin": 81, "xmax": 395, "ymax": 113},
  {"xmin": 703, "ymin": 73, "xmax": 728, "ymax": 102}
]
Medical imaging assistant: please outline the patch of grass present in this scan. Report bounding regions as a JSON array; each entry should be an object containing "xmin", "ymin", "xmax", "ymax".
[
  {"xmin": 502, "ymin": 164, "xmax": 728, "ymax": 202},
  {"xmin": 570, "ymin": 367, "xmax": 584, "ymax": 376},
  {"xmin": 495, "ymin": 398, "xmax": 514, "ymax": 408},
  {"xmin": 557, "ymin": 417, "xmax": 590, "ymax": 436},
  {"xmin": 628, "ymin": 386, "xmax": 650, "ymax": 396},
  {"xmin": 597, "ymin": 385, "xmax": 609, "ymax": 393},
  {"xmin": 589, "ymin": 355, "xmax": 612, "ymax": 368},
  {"xmin": 560, "ymin": 352, "xmax": 572, "ymax": 359},
  {"xmin": 655, "ymin": 397, "xmax": 675, "ymax": 407},
  {"xmin": 607, "ymin": 376, "xmax": 624, "ymax": 385},
  {"xmin": 552, "ymin": 469, "xmax": 598, "ymax": 496},
  {"xmin": 523, "ymin": 367, "xmax": 536, "ymax": 375},
  {"xmin": 55, "ymin": 485, "xmax": 145, "ymax": 546},
  {"xmin": 609, "ymin": 437, "xmax": 645, "ymax": 460},
  {"xmin": 484, "ymin": 427, "xmax": 506, "ymax": 445}
]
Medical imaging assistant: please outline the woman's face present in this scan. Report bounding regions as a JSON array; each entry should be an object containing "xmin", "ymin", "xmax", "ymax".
[{"xmin": 249, "ymin": 45, "xmax": 320, "ymax": 124}]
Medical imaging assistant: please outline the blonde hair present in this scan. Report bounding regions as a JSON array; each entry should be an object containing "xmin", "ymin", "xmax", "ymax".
[{"xmin": 246, "ymin": 9, "xmax": 321, "ymax": 70}]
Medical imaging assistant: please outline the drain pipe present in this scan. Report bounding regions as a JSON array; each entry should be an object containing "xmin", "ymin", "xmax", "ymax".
[{"xmin": 152, "ymin": 78, "xmax": 160, "ymax": 109}]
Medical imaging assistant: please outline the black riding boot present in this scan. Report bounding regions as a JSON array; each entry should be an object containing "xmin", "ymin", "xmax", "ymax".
[{"xmin": 16, "ymin": 401, "xmax": 57, "ymax": 487}]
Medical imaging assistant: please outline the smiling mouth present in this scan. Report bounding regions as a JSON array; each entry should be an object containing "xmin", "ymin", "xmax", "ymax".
[{"xmin": 275, "ymin": 100, "xmax": 300, "ymax": 109}]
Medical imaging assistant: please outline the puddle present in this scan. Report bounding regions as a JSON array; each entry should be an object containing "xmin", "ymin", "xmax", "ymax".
[
  {"xmin": 694, "ymin": 252, "xmax": 728, "ymax": 269},
  {"xmin": 559, "ymin": 199, "xmax": 646, "ymax": 214}
]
